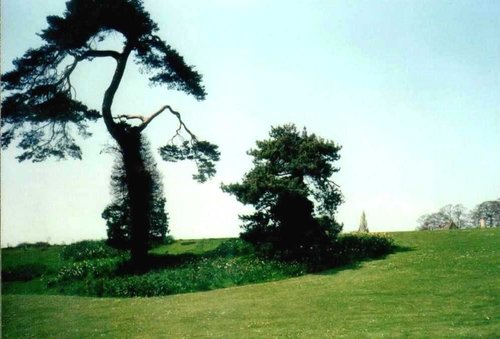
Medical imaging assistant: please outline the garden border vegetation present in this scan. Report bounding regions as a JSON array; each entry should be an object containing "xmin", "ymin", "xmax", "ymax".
[{"xmin": 3, "ymin": 234, "xmax": 395, "ymax": 298}]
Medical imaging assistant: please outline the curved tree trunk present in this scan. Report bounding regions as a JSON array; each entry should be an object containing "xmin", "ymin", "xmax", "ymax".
[{"xmin": 101, "ymin": 45, "xmax": 152, "ymax": 267}]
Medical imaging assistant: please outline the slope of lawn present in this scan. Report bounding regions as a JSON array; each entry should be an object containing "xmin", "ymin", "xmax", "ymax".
[
  {"xmin": 1, "ymin": 244, "xmax": 65, "ymax": 295},
  {"xmin": 150, "ymin": 238, "xmax": 230, "ymax": 255},
  {"xmin": 2, "ymin": 229, "xmax": 499, "ymax": 338}
]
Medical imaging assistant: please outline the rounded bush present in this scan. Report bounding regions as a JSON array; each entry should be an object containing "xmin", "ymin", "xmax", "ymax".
[{"xmin": 60, "ymin": 240, "xmax": 124, "ymax": 262}]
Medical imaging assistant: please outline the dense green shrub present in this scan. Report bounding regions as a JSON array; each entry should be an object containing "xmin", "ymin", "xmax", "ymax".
[
  {"xmin": 2, "ymin": 263, "xmax": 49, "ymax": 281},
  {"xmin": 330, "ymin": 232, "xmax": 395, "ymax": 265},
  {"xmin": 47, "ymin": 257, "xmax": 125, "ymax": 286},
  {"xmin": 45, "ymin": 234, "xmax": 394, "ymax": 297},
  {"xmin": 268, "ymin": 232, "xmax": 396, "ymax": 271},
  {"xmin": 102, "ymin": 140, "xmax": 170, "ymax": 251},
  {"xmin": 164, "ymin": 235, "xmax": 175, "ymax": 245},
  {"xmin": 60, "ymin": 240, "xmax": 124, "ymax": 262},
  {"xmin": 52, "ymin": 256, "xmax": 305, "ymax": 297}
]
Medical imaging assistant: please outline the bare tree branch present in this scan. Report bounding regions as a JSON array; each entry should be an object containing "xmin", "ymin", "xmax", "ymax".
[
  {"xmin": 132, "ymin": 105, "xmax": 198, "ymax": 139},
  {"xmin": 163, "ymin": 105, "xmax": 197, "ymax": 140},
  {"xmin": 38, "ymin": 122, "xmax": 57, "ymax": 149},
  {"xmin": 138, "ymin": 105, "xmax": 169, "ymax": 130},
  {"xmin": 114, "ymin": 114, "xmax": 146, "ymax": 122},
  {"xmin": 327, "ymin": 179, "xmax": 341, "ymax": 188},
  {"xmin": 56, "ymin": 50, "xmax": 121, "ymax": 94}
]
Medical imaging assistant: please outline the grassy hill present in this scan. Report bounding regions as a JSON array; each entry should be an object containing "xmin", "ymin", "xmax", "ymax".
[{"xmin": 2, "ymin": 229, "xmax": 499, "ymax": 337}]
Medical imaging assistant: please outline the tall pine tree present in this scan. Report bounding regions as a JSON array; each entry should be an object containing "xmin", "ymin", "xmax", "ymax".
[
  {"xmin": 1, "ymin": 0, "xmax": 220, "ymax": 265},
  {"xmin": 222, "ymin": 124, "xmax": 343, "ymax": 260}
]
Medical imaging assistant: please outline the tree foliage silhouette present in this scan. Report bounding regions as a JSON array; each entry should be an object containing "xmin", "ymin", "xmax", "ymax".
[
  {"xmin": 222, "ymin": 124, "xmax": 343, "ymax": 260},
  {"xmin": 102, "ymin": 138, "xmax": 168, "ymax": 250},
  {"xmin": 2, "ymin": 0, "xmax": 220, "ymax": 265}
]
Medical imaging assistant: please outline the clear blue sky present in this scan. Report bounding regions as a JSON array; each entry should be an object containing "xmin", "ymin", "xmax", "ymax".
[{"xmin": 2, "ymin": 0, "xmax": 499, "ymax": 246}]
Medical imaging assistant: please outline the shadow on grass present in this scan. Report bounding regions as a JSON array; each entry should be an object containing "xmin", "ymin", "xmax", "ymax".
[
  {"xmin": 119, "ymin": 241, "xmax": 414, "ymax": 277},
  {"xmin": 320, "ymin": 261, "xmax": 364, "ymax": 275},
  {"xmin": 318, "ymin": 244, "xmax": 414, "ymax": 275},
  {"xmin": 118, "ymin": 240, "xmax": 253, "ymax": 274},
  {"xmin": 392, "ymin": 244, "xmax": 414, "ymax": 253}
]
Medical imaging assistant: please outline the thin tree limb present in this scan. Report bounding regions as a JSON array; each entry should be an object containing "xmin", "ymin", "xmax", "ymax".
[
  {"xmin": 83, "ymin": 49, "xmax": 121, "ymax": 60},
  {"xmin": 114, "ymin": 114, "xmax": 146, "ymax": 122},
  {"xmin": 163, "ymin": 105, "xmax": 197, "ymax": 140},
  {"xmin": 135, "ymin": 105, "xmax": 197, "ymax": 139}
]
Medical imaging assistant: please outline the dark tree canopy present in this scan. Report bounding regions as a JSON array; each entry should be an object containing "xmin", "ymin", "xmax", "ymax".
[
  {"xmin": 102, "ymin": 138, "xmax": 169, "ymax": 250},
  {"xmin": 2, "ymin": 0, "xmax": 210, "ymax": 162},
  {"xmin": 2, "ymin": 0, "xmax": 220, "ymax": 265},
  {"xmin": 222, "ymin": 124, "xmax": 343, "ymax": 259}
]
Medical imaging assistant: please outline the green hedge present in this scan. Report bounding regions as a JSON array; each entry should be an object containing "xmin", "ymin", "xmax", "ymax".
[{"xmin": 331, "ymin": 232, "xmax": 395, "ymax": 265}]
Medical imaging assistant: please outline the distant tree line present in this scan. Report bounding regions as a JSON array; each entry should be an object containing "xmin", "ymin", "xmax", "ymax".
[{"xmin": 417, "ymin": 198, "xmax": 500, "ymax": 230}]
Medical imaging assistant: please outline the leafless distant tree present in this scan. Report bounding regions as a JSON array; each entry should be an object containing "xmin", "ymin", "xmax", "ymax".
[{"xmin": 470, "ymin": 199, "xmax": 500, "ymax": 227}]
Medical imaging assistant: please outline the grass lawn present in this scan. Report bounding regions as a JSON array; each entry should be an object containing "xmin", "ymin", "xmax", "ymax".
[
  {"xmin": 2, "ymin": 229, "xmax": 499, "ymax": 337},
  {"xmin": 1, "ymin": 244, "xmax": 64, "ymax": 272},
  {"xmin": 150, "ymin": 237, "xmax": 230, "ymax": 255}
]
